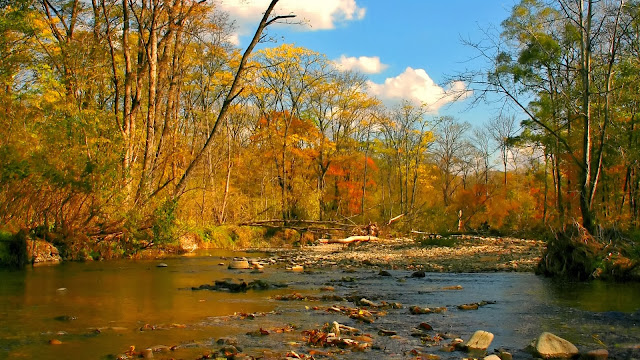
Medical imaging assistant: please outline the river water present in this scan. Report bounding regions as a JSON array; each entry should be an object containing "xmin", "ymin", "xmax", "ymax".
[{"xmin": 1, "ymin": 250, "xmax": 639, "ymax": 359}]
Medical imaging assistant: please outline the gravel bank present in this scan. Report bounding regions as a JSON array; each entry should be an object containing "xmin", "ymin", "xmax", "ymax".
[{"xmin": 270, "ymin": 236, "xmax": 546, "ymax": 273}]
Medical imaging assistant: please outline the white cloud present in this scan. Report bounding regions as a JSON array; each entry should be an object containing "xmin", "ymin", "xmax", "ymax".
[
  {"xmin": 367, "ymin": 67, "xmax": 472, "ymax": 112},
  {"xmin": 334, "ymin": 55, "xmax": 388, "ymax": 74},
  {"xmin": 218, "ymin": 0, "xmax": 365, "ymax": 38}
]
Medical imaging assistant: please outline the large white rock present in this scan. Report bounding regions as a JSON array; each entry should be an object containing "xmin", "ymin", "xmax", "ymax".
[
  {"xmin": 533, "ymin": 332, "xmax": 579, "ymax": 359},
  {"xmin": 466, "ymin": 330, "xmax": 494, "ymax": 351}
]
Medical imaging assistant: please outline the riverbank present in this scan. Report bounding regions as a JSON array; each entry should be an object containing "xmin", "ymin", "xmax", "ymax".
[{"xmin": 268, "ymin": 236, "xmax": 546, "ymax": 273}]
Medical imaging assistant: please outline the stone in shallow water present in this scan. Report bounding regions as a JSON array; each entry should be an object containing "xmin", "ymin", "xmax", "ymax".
[
  {"xmin": 156, "ymin": 263, "xmax": 168, "ymax": 267},
  {"xmin": 228, "ymin": 258, "xmax": 250, "ymax": 269},
  {"xmin": 484, "ymin": 355, "xmax": 501, "ymax": 360},
  {"xmin": 582, "ymin": 348, "xmax": 608, "ymax": 360},
  {"xmin": 465, "ymin": 330, "xmax": 494, "ymax": 352},
  {"xmin": 532, "ymin": 332, "xmax": 579, "ymax": 359}
]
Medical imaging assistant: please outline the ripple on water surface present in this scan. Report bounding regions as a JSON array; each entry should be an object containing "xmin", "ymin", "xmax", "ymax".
[{"xmin": 1, "ymin": 253, "xmax": 639, "ymax": 359}]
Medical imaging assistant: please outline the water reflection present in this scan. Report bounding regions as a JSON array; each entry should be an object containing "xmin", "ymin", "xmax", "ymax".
[
  {"xmin": 546, "ymin": 278, "xmax": 640, "ymax": 312},
  {"xmin": 0, "ymin": 254, "xmax": 639, "ymax": 359}
]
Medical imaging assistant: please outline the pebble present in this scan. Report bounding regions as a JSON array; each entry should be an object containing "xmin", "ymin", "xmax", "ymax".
[
  {"xmin": 582, "ymin": 348, "xmax": 609, "ymax": 360},
  {"xmin": 378, "ymin": 329, "xmax": 397, "ymax": 336},
  {"xmin": 48, "ymin": 339, "xmax": 62, "ymax": 345},
  {"xmin": 156, "ymin": 263, "xmax": 168, "ymax": 268}
]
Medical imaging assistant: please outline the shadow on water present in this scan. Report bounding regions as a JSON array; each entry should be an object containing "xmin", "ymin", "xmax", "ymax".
[{"xmin": 0, "ymin": 252, "xmax": 639, "ymax": 359}]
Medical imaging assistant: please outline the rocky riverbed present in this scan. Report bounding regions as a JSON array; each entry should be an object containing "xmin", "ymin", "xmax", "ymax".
[
  {"xmin": 5, "ymin": 236, "xmax": 640, "ymax": 360},
  {"xmin": 265, "ymin": 236, "xmax": 546, "ymax": 273}
]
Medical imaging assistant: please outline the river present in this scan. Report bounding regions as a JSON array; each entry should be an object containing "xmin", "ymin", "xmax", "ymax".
[{"xmin": 1, "ymin": 250, "xmax": 639, "ymax": 359}]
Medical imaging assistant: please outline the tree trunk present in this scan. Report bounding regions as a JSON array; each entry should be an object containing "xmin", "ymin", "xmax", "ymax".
[
  {"xmin": 578, "ymin": 0, "xmax": 594, "ymax": 233},
  {"xmin": 173, "ymin": 0, "xmax": 286, "ymax": 198}
]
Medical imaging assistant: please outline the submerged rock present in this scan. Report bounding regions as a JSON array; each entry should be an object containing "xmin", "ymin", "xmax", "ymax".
[
  {"xmin": 531, "ymin": 332, "xmax": 579, "ymax": 359},
  {"xmin": 192, "ymin": 279, "xmax": 287, "ymax": 293},
  {"xmin": 582, "ymin": 349, "xmax": 608, "ymax": 360}
]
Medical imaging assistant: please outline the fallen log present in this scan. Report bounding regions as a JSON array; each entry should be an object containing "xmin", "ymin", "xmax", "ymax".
[{"xmin": 318, "ymin": 236, "xmax": 378, "ymax": 244}]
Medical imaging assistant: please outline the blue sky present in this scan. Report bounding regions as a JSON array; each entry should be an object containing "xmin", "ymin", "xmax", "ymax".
[{"xmin": 218, "ymin": 0, "xmax": 519, "ymax": 128}]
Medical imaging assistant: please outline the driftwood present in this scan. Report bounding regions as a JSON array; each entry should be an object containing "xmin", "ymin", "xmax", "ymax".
[
  {"xmin": 387, "ymin": 214, "xmax": 404, "ymax": 225},
  {"xmin": 318, "ymin": 236, "xmax": 378, "ymax": 244}
]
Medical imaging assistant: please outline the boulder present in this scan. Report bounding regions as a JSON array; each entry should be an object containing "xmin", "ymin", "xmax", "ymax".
[
  {"xmin": 228, "ymin": 258, "xmax": 250, "ymax": 269},
  {"xmin": 27, "ymin": 240, "xmax": 61, "ymax": 263},
  {"xmin": 532, "ymin": 332, "xmax": 579, "ymax": 359},
  {"xmin": 465, "ymin": 330, "xmax": 494, "ymax": 352},
  {"xmin": 178, "ymin": 234, "xmax": 199, "ymax": 253},
  {"xmin": 484, "ymin": 355, "xmax": 501, "ymax": 360}
]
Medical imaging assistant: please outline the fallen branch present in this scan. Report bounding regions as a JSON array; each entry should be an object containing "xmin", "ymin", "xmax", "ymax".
[
  {"xmin": 318, "ymin": 236, "xmax": 377, "ymax": 244},
  {"xmin": 387, "ymin": 214, "xmax": 404, "ymax": 226}
]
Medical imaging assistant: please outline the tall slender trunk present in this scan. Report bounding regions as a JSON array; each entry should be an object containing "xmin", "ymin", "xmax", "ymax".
[
  {"xmin": 578, "ymin": 0, "xmax": 594, "ymax": 232},
  {"xmin": 122, "ymin": 0, "xmax": 135, "ymax": 192},
  {"xmin": 137, "ymin": 0, "xmax": 159, "ymax": 203},
  {"xmin": 219, "ymin": 122, "xmax": 232, "ymax": 224}
]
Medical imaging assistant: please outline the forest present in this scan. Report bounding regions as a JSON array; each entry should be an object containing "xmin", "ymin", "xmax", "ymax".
[{"xmin": 2, "ymin": 0, "xmax": 640, "ymax": 256}]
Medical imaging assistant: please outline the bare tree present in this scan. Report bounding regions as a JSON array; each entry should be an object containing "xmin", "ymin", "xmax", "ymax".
[
  {"xmin": 487, "ymin": 114, "xmax": 518, "ymax": 187},
  {"xmin": 432, "ymin": 116, "xmax": 470, "ymax": 207}
]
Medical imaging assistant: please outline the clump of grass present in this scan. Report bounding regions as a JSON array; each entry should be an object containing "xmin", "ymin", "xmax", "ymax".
[{"xmin": 197, "ymin": 225, "xmax": 268, "ymax": 249}]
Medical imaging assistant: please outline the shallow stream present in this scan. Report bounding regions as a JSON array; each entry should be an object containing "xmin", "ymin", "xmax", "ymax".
[{"xmin": 1, "ymin": 250, "xmax": 639, "ymax": 359}]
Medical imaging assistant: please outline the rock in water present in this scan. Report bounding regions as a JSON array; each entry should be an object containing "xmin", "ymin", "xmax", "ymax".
[
  {"xmin": 532, "ymin": 332, "xmax": 579, "ymax": 359},
  {"xmin": 465, "ymin": 330, "xmax": 494, "ymax": 352},
  {"xmin": 156, "ymin": 263, "xmax": 168, "ymax": 268},
  {"xmin": 140, "ymin": 348, "xmax": 154, "ymax": 358},
  {"xmin": 228, "ymin": 258, "xmax": 250, "ymax": 269},
  {"xmin": 484, "ymin": 355, "xmax": 501, "ymax": 360},
  {"xmin": 583, "ymin": 349, "xmax": 608, "ymax": 360},
  {"xmin": 411, "ymin": 270, "xmax": 426, "ymax": 278}
]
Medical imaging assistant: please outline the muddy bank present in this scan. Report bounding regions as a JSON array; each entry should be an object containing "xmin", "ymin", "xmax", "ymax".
[{"xmin": 266, "ymin": 236, "xmax": 546, "ymax": 273}]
